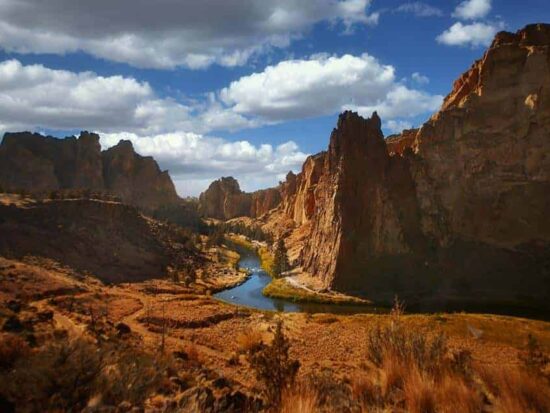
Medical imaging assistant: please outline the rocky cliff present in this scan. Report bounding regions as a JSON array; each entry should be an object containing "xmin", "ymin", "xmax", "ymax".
[
  {"xmin": 0, "ymin": 132, "xmax": 179, "ymax": 210},
  {"xmin": 198, "ymin": 177, "xmax": 281, "ymax": 220},
  {"xmin": 102, "ymin": 140, "xmax": 179, "ymax": 210},
  {"xmin": 264, "ymin": 24, "xmax": 550, "ymax": 306}
]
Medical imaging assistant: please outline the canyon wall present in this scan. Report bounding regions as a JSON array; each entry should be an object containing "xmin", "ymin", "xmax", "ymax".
[
  {"xmin": 0, "ymin": 132, "xmax": 179, "ymax": 210},
  {"xmin": 198, "ymin": 176, "xmax": 282, "ymax": 220},
  {"xmin": 270, "ymin": 24, "xmax": 550, "ymax": 305}
]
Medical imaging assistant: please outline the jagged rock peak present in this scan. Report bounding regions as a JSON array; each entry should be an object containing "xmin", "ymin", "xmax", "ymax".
[
  {"xmin": 0, "ymin": 131, "xmax": 179, "ymax": 210},
  {"xmin": 107, "ymin": 139, "xmax": 135, "ymax": 153},
  {"xmin": 492, "ymin": 23, "xmax": 550, "ymax": 47},
  {"xmin": 441, "ymin": 23, "xmax": 550, "ymax": 112},
  {"xmin": 198, "ymin": 176, "xmax": 283, "ymax": 220},
  {"xmin": 336, "ymin": 110, "xmax": 381, "ymax": 132},
  {"xmin": 78, "ymin": 131, "xmax": 100, "ymax": 142}
]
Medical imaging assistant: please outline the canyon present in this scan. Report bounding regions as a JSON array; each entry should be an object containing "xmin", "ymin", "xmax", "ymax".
[{"xmin": 199, "ymin": 23, "xmax": 550, "ymax": 308}]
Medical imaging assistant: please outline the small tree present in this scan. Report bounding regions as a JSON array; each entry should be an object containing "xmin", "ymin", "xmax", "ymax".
[
  {"xmin": 272, "ymin": 238, "xmax": 290, "ymax": 278},
  {"xmin": 247, "ymin": 320, "xmax": 300, "ymax": 409},
  {"xmin": 206, "ymin": 226, "xmax": 224, "ymax": 248}
]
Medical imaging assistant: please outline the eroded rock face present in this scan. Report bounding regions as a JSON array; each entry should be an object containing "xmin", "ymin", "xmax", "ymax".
[
  {"xmin": 198, "ymin": 177, "xmax": 282, "ymax": 219},
  {"xmin": 266, "ymin": 24, "xmax": 550, "ymax": 305},
  {"xmin": 0, "ymin": 132, "xmax": 179, "ymax": 210},
  {"xmin": 102, "ymin": 140, "xmax": 179, "ymax": 210},
  {"xmin": 250, "ymin": 188, "xmax": 282, "ymax": 218},
  {"xmin": 0, "ymin": 132, "xmax": 103, "ymax": 191}
]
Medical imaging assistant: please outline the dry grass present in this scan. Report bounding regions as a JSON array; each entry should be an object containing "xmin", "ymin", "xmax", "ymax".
[
  {"xmin": 280, "ymin": 385, "xmax": 318, "ymax": 413},
  {"xmin": 184, "ymin": 343, "xmax": 202, "ymax": 366},
  {"xmin": 237, "ymin": 328, "xmax": 264, "ymax": 354},
  {"xmin": 479, "ymin": 365, "xmax": 550, "ymax": 413},
  {"xmin": 351, "ymin": 373, "xmax": 382, "ymax": 409},
  {"xmin": 436, "ymin": 375, "xmax": 484, "ymax": 413},
  {"xmin": 380, "ymin": 353, "xmax": 405, "ymax": 397},
  {"xmin": 403, "ymin": 367, "xmax": 436, "ymax": 413}
]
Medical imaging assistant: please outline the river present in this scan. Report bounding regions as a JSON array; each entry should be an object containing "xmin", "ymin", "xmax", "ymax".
[{"xmin": 213, "ymin": 244, "xmax": 384, "ymax": 314}]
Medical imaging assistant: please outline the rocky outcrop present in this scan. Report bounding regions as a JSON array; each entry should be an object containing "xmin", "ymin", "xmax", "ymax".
[
  {"xmin": 0, "ymin": 132, "xmax": 104, "ymax": 191},
  {"xmin": 102, "ymin": 140, "xmax": 179, "ymax": 210},
  {"xmin": 279, "ymin": 153, "xmax": 326, "ymax": 226},
  {"xmin": 385, "ymin": 129, "xmax": 418, "ymax": 156},
  {"xmin": 198, "ymin": 177, "xmax": 282, "ymax": 220},
  {"xmin": 250, "ymin": 188, "xmax": 282, "ymax": 218},
  {"xmin": 263, "ymin": 24, "xmax": 550, "ymax": 306},
  {"xmin": 0, "ymin": 132, "xmax": 179, "ymax": 210}
]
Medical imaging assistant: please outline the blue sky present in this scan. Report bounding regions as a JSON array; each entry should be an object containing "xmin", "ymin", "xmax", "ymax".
[{"xmin": 0, "ymin": 0, "xmax": 548, "ymax": 195}]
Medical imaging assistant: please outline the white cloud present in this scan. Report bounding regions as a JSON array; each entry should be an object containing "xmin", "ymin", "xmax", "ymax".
[
  {"xmin": 0, "ymin": 56, "xmax": 443, "ymax": 195},
  {"xmin": 452, "ymin": 0, "xmax": 492, "ymax": 20},
  {"xmin": 99, "ymin": 132, "xmax": 308, "ymax": 196},
  {"xmin": 411, "ymin": 72, "xmax": 430, "ymax": 85},
  {"xmin": 344, "ymin": 85, "xmax": 443, "ymax": 119},
  {"xmin": 0, "ymin": 59, "xmax": 199, "ymax": 134},
  {"xmin": 436, "ymin": 22, "xmax": 503, "ymax": 47},
  {"xmin": 385, "ymin": 120, "xmax": 413, "ymax": 134},
  {"xmin": 220, "ymin": 53, "xmax": 442, "ymax": 122},
  {"xmin": 395, "ymin": 2, "xmax": 443, "ymax": 17},
  {"xmin": 0, "ymin": 0, "xmax": 379, "ymax": 69}
]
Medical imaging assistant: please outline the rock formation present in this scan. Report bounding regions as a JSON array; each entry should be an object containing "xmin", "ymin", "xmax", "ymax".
[
  {"xmin": 254, "ymin": 24, "xmax": 550, "ymax": 306},
  {"xmin": 0, "ymin": 132, "xmax": 179, "ymax": 210},
  {"xmin": 102, "ymin": 140, "xmax": 179, "ymax": 210},
  {"xmin": 198, "ymin": 177, "xmax": 281, "ymax": 220}
]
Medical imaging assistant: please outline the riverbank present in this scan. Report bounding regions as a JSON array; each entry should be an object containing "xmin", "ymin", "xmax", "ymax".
[
  {"xmin": 224, "ymin": 234, "xmax": 374, "ymax": 307},
  {"xmin": 263, "ymin": 277, "xmax": 372, "ymax": 306},
  {"xmin": 225, "ymin": 234, "xmax": 275, "ymax": 276}
]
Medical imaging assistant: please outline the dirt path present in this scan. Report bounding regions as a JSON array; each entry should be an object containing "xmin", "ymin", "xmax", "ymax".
[{"xmin": 286, "ymin": 276, "xmax": 316, "ymax": 293}]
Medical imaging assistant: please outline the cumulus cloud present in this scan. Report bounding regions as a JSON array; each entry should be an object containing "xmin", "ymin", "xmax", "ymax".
[
  {"xmin": 0, "ymin": 59, "xmax": 199, "ymax": 134},
  {"xmin": 0, "ymin": 56, "xmax": 443, "ymax": 195},
  {"xmin": 411, "ymin": 72, "xmax": 430, "ymax": 85},
  {"xmin": 99, "ymin": 132, "xmax": 308, "ymax": 195},
  {"xmin": 452, "ymin": 0, "xmax": 492, "ymax": 20},
  {"xmin": 395, "ymin": 2, "xmax": 443, "ymax": 17},
  {"xmin": 344, "ymin": 85, "xmax": 442, "ymax": 119},
  {"xmin": 0, "ymin": 0, "xmax": 379, "ymax": 69},
  {"xmin": 436, "ymin": 22, "xmax": 503, "ymax": 47},
  {"xmin": 219, "ymin": 53, "xmax": 442, "ymax": 122},
  {"xmin": 385, "ymin": 120, "xmax": 414, "ymax": 134}
]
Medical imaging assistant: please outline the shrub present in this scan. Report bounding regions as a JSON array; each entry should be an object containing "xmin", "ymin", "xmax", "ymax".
[
  {"xmin": 0, "ymin": 333, "xmax": 30, "ymax": 370},
  {"xmin": 237, "ymin": 328, "xmax": 263, "ymax": 354},
  {"xmin": 520, "ymin": 334, "xmax": 549, "ymax": 378},
  {"xmin": 247, "ymin": 320, "xmax": 300, "ymax": 409},
  {"xmin": 100, "ymin": 348, "xmax": 170, "ymax": 405},
  {"xmin": 0, "ymin": 337, "xmax": 107, "ymax": 411},
  {"xmin": 367, "ymin": 298, "xmax": 447, "ymax": 375},
  {"xmin": 272, "ymin": 238, "xmax": 290, "ymax": 278},
  {"xmin": 0, "ymin": 337, "xmax": 174, "ymax": 411}
]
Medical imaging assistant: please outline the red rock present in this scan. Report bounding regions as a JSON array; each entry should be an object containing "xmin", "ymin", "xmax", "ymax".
[
  {"xmin": 0, "ymin": 132, "xmax": 179, "ymax": 211},
  {"xmin": 257, "ymin": 24, "xmax": 550, "ymax": 305},
  {"xmin": 198, "ymin": 177, "xmax": 282, "ymax": 219}
]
